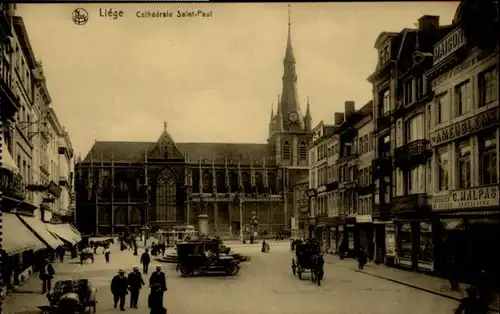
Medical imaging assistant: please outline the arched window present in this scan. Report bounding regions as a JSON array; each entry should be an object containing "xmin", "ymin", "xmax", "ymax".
[
  {"xmin": 298, "ymin": 141, "xmax": 307, "ymax": 160},
  {"xmin": 130, "ymin": 207, "xmax": 142, "ymax": 225},
  {"xmin": 114, "ymin": 207, "xmax": 127, "ymax": 225},
  {"xmin": 229, "ymin": 171, "xmax": 239, "ymax": 193},
  {"xmin": 242, "ymin": 172, "xmax": 252, "ymax": 194},
  {"xmin": 282, "ymin": 141, "xmax": 291, "ymax": 160},
  {"xmin": 156, "ymin": 168, "xmax": 177, "ymax": 222},
  {"xmin": 267, "ymin": 172, "xmax": 277, "ymax": 194},
  {"xmin": 98, "ymin": 207, "xmax": 111, "ymax": 225},
  {"xmin": 191, "ymin": 169, "xmax": 200, "ymax": 194},
  {"xmin": 202, "ymin": 170, "xmax": 213, "ymax": 193},
  {"xmin": 216, "ymin": 171, "xmax": 226, "ymax": 193},
  {"xmin": 255, "ymin": 172, "xmax": 264, "ymax": 194}
]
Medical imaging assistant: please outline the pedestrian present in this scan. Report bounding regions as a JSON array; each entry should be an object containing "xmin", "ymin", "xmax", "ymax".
[
  {"xmin": 105, "ymin": 246, "xmax": 111, "ymax": 263},
  {"xmin": 141, "ymin": 249, "xmax": 151, "ymax": 274},
  {"xmin": 128, "ymin": 267, "xmax": 145, "ymax": 308},
  {"xmin": 39, "ymin": 259, "xmax": 55, "ymax": 294},
  {"xmin": 149, "ymin": 266, "xmax": 167, "ymax": 305},
  {"xmin": 357, "ymin": 247, "xmax": 367, "ymax": 270},
  {"xmin": 111, "ymin": 269, "xmax": 128, "ymax": 311},
  {"xmin": 448, "ymin": 253, "xmax": 460, "ymax": 291}
]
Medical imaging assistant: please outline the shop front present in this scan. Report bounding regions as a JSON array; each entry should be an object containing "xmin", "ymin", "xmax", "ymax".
[
  {"xmin": 431, "ymin": 185, "xmax": 500, "ymax": 282},
  {"xmin": 316, "ymin": 216, "xmax": 340, "ymax": 254},
  {"xmin": 338, "ymin": 217, "xmax": 356, "ymax": 257}
]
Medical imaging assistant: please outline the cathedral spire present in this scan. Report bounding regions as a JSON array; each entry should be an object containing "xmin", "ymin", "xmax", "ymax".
[
  {"xmin": 285, "ymin": 4, "xmax": 295, "ymax": 64},
  {"xmin": 270, "ymin": 102, "xmax": 274, "ymax": 119}
]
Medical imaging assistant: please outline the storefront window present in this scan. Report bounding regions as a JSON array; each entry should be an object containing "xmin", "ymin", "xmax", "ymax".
[
  {"xmin": 418, "ymin": 222, "xmax": 433, "ymax": 263},
  {"xmin": 398, "ymin": 223, "xmax": 412, "ymax": 259},
  {"xmin": 385, "ymin": 225, "xmax": 396, "ymax": 257}
]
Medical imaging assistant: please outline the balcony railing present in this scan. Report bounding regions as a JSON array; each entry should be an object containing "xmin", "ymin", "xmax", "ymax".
[
  {"xmin": 392, "ymin": 193, "xmax": 428, "ymax": 213},
  {"xmin": 0, "ymin": 171, "xmax": 26, "ymax": 200},
  {"xmin": 357, "ymin": 185, "xmax": 374, "ymax": 196},
  {"xmin": 394, "ymin": 139, "xmax": 430, "ymax": 168}
]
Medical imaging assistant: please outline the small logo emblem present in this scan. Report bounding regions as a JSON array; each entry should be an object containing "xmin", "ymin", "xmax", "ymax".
[{"xmin": 72, "ymin": 8, "xmax": 89, "ymax": 25}]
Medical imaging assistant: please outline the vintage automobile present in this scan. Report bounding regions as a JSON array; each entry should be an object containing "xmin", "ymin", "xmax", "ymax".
[
  {"xmin": 39, "ymin": 279, "xmax": 97, "ymax": 314},
  {"xmin": 176, "ymin": 239, "xmax": 240, "ymax": 276},
  {"xmin": 160, "ymin": 237, "xmax": 249, "ymax": 263}
]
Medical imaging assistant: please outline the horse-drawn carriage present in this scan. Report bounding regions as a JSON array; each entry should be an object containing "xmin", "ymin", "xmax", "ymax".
[
  {"xmin": 38, "ymin": 279, "xmax": 97, "ymax": 314},
  {"xmin": 176, "ymin": 238, "xmax": 241, "ymax": 277},
  {"xmin": 291, "ymin": 240, "xmax": 324, "ymax": 286}
]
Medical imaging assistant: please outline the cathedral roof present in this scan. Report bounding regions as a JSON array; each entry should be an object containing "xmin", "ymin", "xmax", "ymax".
[{"xmin": 82, "ymin": 141, "xmax": 274, "ymax": 165}]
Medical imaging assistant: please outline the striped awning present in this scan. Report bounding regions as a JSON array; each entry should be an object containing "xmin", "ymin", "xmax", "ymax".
[
  {"xmin": 18, "ymin": 215, "xmax": 64, "ymax": 250},
  {"xmin": 46, "ymin": 223, "xmax": 82, "ymax": 244},
  {"xmin": 2, "ymin": 213, "xmax": 45, "ymax": 255}
]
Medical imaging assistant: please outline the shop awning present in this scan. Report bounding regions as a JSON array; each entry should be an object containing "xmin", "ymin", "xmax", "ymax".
[
  {"xmin": 355, "ymin": 215, "xmax": 373, "ymax": 223},
  {"xmin": 18, "ymin": 215, "xmax": 64, "ymax": 250},
  {"xmin": 0, "ymin": 138, "xmax": 19, "ymax": 174},
  {"xmin": 46, "ymin": 223, "xmax": 81, "ymax": 244},
  {"xmin": 68, "ymin": 224, "xmax": 82, "ymax": 241},
  {"xmin": 2, "ymin": 213, "xmax": 46, "ymax": 255}
]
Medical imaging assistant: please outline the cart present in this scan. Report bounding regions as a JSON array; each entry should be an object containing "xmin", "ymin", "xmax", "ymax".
[{"xmin": 291, "ymin": 241, "xmax": 320, "ymax": 280}]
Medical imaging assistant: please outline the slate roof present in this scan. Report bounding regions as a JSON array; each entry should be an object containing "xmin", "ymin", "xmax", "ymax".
[{"xmin": 82, "ymin": 141, "xmax": 274, "ymax": 165}]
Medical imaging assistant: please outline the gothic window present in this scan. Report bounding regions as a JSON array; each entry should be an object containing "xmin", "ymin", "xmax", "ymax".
[
  {"xmin": 242, "ymin": 172, "xmax": 252, "ymax": 194},
  {"xmin": 298, "ymin": 141, "xmax": 307, "ymax": 160},
  {"xmin": 192, "ymin": 169, "xmax": 200, "ymax": 194},
  {"xmin": 268, "ymin": 172, "xmax": 277, "ymax": 194},
  {"xmin": 202, "ymin": 170, "xmax": 212, "ymax": 193},
  {"xmin": 216, "ymin": 171, "xmax": 226, "ymax": 193},
  {"xmin": 114, "ymin": 207, "xmax": 127, "ymax": 225},
  {"xmin": 156, "ymin": 168, "xmax": 177, "ymax": 222},
  {"xmin": 255, "ymin": 172, "xmax": 264, "ymax": 194},
  {"xmin": 229, "ymin": 171, "xmax": 238, "ymax": 193},
  {"xmin": 98, "ymin": 208, "xmax": 110, "ymax": 225},
  {"xmin": 282, "ymin": 141, "xmax": 291, "ymax": 160},
  {"xmin": 130, "ymin": 207, "xmax": 142, "ymax": 225}
]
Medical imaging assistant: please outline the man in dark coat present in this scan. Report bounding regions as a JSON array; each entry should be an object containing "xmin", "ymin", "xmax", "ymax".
[
  {"xmin": 141, "ymin": 249, "xmax": 151, "ymax": 274},
  {"xmin": 111, "ymin": 269, "xmax": 128, "ymax": 311},
  {"xmin": 128, "ymin": 267, "xmax": 145, "ymax": 308},
  {"xmin": 40, "ymin": 259, "xmax": 55, "ymax": 293},
  {"xmin": 149, "ymin": 266, "xmax": 167, "ymax": 305}
]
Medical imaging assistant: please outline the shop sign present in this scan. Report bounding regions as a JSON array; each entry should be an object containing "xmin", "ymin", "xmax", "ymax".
[
  {"xmin": 0, "ymin": 171, "xmax": 26, "ymax": 199},
  {"xmin": 430, "ymin": 108, "xmax": 499, "ymax": 147},
  {"xmin": 433, "ymin": 27, "xmax": 466, "ymax": 65},
  {"xmin": 431, "ymin": 186, "xmax": 499, "ymax": 211}
]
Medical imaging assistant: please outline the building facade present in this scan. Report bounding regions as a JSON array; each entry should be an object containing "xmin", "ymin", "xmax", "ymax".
[
  {"xmin": 426, "ymin": 21, "xmax": 499, "ymax": 280},
  {"xmin": 74, "ymin": 17, "xmax": 313, "ymax": 237},
  {"xmin": 1, "ymin": 11, "xmax": 77, "ymax": 292}
]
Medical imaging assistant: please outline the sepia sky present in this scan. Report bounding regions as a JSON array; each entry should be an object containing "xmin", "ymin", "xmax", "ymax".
[{"xmin": 17, "ymin": 2, "xmax": 459, "ymax": 157}]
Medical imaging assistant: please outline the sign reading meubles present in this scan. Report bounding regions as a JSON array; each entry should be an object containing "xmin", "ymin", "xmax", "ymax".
[
  {"xmin": 431, "ymin": 186, "xmax": 499, "ymax": 211},
  {"xmin": 430, "ymin": 108, "xmax": 499, "ymax": 147}
]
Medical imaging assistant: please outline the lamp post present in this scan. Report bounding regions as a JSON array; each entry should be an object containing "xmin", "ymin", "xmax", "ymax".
[{"xmin": 306, "ymin": 188, "xmax": 317, "ymax": 240}]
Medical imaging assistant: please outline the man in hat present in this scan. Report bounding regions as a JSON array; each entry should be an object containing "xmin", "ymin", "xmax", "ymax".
[
  {"xmin": 111, "ymin": 269, "xmax": 128, "ymax": 311},
  {"xmin": 140, "ymin": 249, "xmax": 151, "ymax": 274},
  {"xmin": 127, "ymin": 267, "xmax": 145, "ymax": 308},
  {"xmin": 149, "ymin": 266, "xmax": 167, "ymax": 305}
]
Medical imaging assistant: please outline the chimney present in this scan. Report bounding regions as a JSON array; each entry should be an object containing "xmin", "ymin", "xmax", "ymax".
[
  {"xmin": 418, "ymin": 15, "xmax": 440, "ymax": 31},
  {"xmin": 344, "ymin": 101, "xmax": 355, "ymax": 119},
  {"xmin": 334, "ymin": 112, "xmax": 344, "ymax": 125}
]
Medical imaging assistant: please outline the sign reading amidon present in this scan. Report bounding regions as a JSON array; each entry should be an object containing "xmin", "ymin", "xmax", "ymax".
[
  {"xmin": 433, "ymin": 27, "xmax": 466, "ymax": 65},
  {"xmin": 430, "ymin": 108, "xmax": 499, "ymax": 147},
  {"xmin": 431, "ymin": 186, "xmax": 499, "ymax": 211}
]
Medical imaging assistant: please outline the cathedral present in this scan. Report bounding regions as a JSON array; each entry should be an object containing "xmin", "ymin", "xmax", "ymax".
[{"xmin": 74, "ymin": 13, "xmax": 313, "ymax": 236}]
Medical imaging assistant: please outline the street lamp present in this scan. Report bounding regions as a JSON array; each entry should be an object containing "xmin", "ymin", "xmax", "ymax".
[
  {"xmin": 233, "ymin": 192, "xmax": 243, "ymax": 242},
  {"xmin": 306, "ymin": 188, "xmax": 317, "ymax": 239}
]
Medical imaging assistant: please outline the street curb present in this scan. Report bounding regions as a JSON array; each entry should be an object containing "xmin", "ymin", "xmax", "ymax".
[{"xmin": 326, "ymin": 260, "xmax": 499, "ymax": 313}]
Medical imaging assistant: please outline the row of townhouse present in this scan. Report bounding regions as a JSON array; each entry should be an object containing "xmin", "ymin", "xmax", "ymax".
[
  {"xmin": 0, "ymin": 5, "xmax": 80, "ymax": 293},
  {"xmin": 304, "ymin": 8, "xmax": 499, "ymax": 281}
]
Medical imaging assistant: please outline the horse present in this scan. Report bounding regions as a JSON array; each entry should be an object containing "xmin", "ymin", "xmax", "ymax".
[{"xmin": 310, "ymin": 253, "xmax": 325, "ymax": 286}]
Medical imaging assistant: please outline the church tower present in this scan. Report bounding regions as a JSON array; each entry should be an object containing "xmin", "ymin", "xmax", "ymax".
[{"xmin": 268, "ymin": 5, "xmax": 312, "ymax": 168}]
